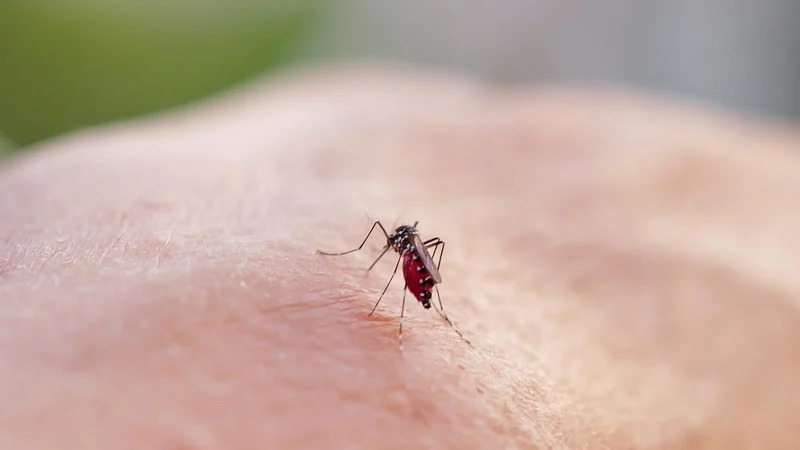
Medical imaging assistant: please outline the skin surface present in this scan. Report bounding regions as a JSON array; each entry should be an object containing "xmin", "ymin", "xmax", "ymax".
[{"xmin": 1, "ymin": 66, "xmax": 800, "ymax": 449}]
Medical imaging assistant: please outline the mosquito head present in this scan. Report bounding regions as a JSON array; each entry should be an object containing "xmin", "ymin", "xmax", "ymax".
[{"xmin": 392, "ymin": 224, "xmax": 414, "ymax": 235}]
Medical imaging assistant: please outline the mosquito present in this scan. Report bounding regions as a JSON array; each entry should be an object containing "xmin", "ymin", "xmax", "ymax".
[{"xmin": 318, "ymin": 221, "xmax": 470, "ymax": 346}]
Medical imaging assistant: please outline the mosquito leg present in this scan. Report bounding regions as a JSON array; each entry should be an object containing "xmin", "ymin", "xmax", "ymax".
[
  {"xmin": 399, "ymin": 283, "xmax": 407, "ymax": 350},
  {"xmin": 423, "ymin": 236, "xmax": 439, "ymax": 246},
  {"xmin": 318, "ymin": 221, "xmax": 390, "ymax": 256},
  {"xmin": 369, "ymin": 253, "xmax": 403, "ymax": 316},
  {"xmin": 425, "ymin": 239, "xmax": 445, "ymax": 310},
  {"xmin": 424, "ymin": 238, "xmax": 445, "ymax": 272},
  {"xmin": 431, "ymin": 292, "xmax": 471, "ymax": 345},
  {"xmin": 367, "ymin": 245, "xmax": 391, "ymax": 271}
]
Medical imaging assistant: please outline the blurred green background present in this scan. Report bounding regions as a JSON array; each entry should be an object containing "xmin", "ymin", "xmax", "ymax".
[
  {"xmin": 0, "ymin": 0, "xmax": 319, "ymax": 154},
  {"xmin": 2, "ymin": 1, "xmax": 797, "ymax": 157}
]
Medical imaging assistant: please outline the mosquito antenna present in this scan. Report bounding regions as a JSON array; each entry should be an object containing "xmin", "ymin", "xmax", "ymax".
[
  {"xmin": 364, "ymin": 211, "xmax": 373, "ymax": 223},
  {"xmin": 431, "ymin": 286, "xmax": 471, "ymax": 345},
  {"xmin": 391, "ymin": 213, "xmax": 404, "ymax": 231}
]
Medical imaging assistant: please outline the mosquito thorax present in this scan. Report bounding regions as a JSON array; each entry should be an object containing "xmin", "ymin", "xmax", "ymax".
[{"xmin": 388, "ymin": 224, "xmax": 418, "ymax": 253}]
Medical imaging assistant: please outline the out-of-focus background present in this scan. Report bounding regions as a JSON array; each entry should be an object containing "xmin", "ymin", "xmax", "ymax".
[{"xmin": 1, "ymin": 0, "xmax": 797, "ymax": 155}]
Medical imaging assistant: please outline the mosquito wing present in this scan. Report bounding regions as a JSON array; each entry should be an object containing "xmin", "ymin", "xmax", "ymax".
[{"xmin": 412, "ymin": 234, "xmax": 442, "ymax": 284}]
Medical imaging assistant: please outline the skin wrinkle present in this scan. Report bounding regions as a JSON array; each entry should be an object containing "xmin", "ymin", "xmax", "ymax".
[
  {"xmin": 283, "ymin": 83, "xmax": 797, "ymax": 439},
  {"xmin": 1, "ymin": 67, "xmax": 800, "ymax": 448},
  {"xmin": 1, "ymin": 243, "xmax": 498, "ymax": 449}
]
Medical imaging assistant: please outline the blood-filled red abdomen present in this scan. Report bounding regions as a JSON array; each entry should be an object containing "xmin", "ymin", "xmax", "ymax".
[{"xmin": 402, "ymin": 251, "xmax": 435, "ymax": 308}]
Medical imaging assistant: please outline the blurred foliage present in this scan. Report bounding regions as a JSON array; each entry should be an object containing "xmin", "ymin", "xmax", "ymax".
[{"xmin": 0, "ymin": 0, "xmax": 320, "ymax": 151}]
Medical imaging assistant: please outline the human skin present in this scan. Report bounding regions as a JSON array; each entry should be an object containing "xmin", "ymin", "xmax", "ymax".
[{"xmin": 1, "ymin": 67, "xmax": 800, "ymax": 449}]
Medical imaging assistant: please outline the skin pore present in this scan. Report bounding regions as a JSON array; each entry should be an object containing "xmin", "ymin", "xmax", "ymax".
[{"xmin": 1, "ymin": 68, "xmax": 800, "ymax": 449}]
